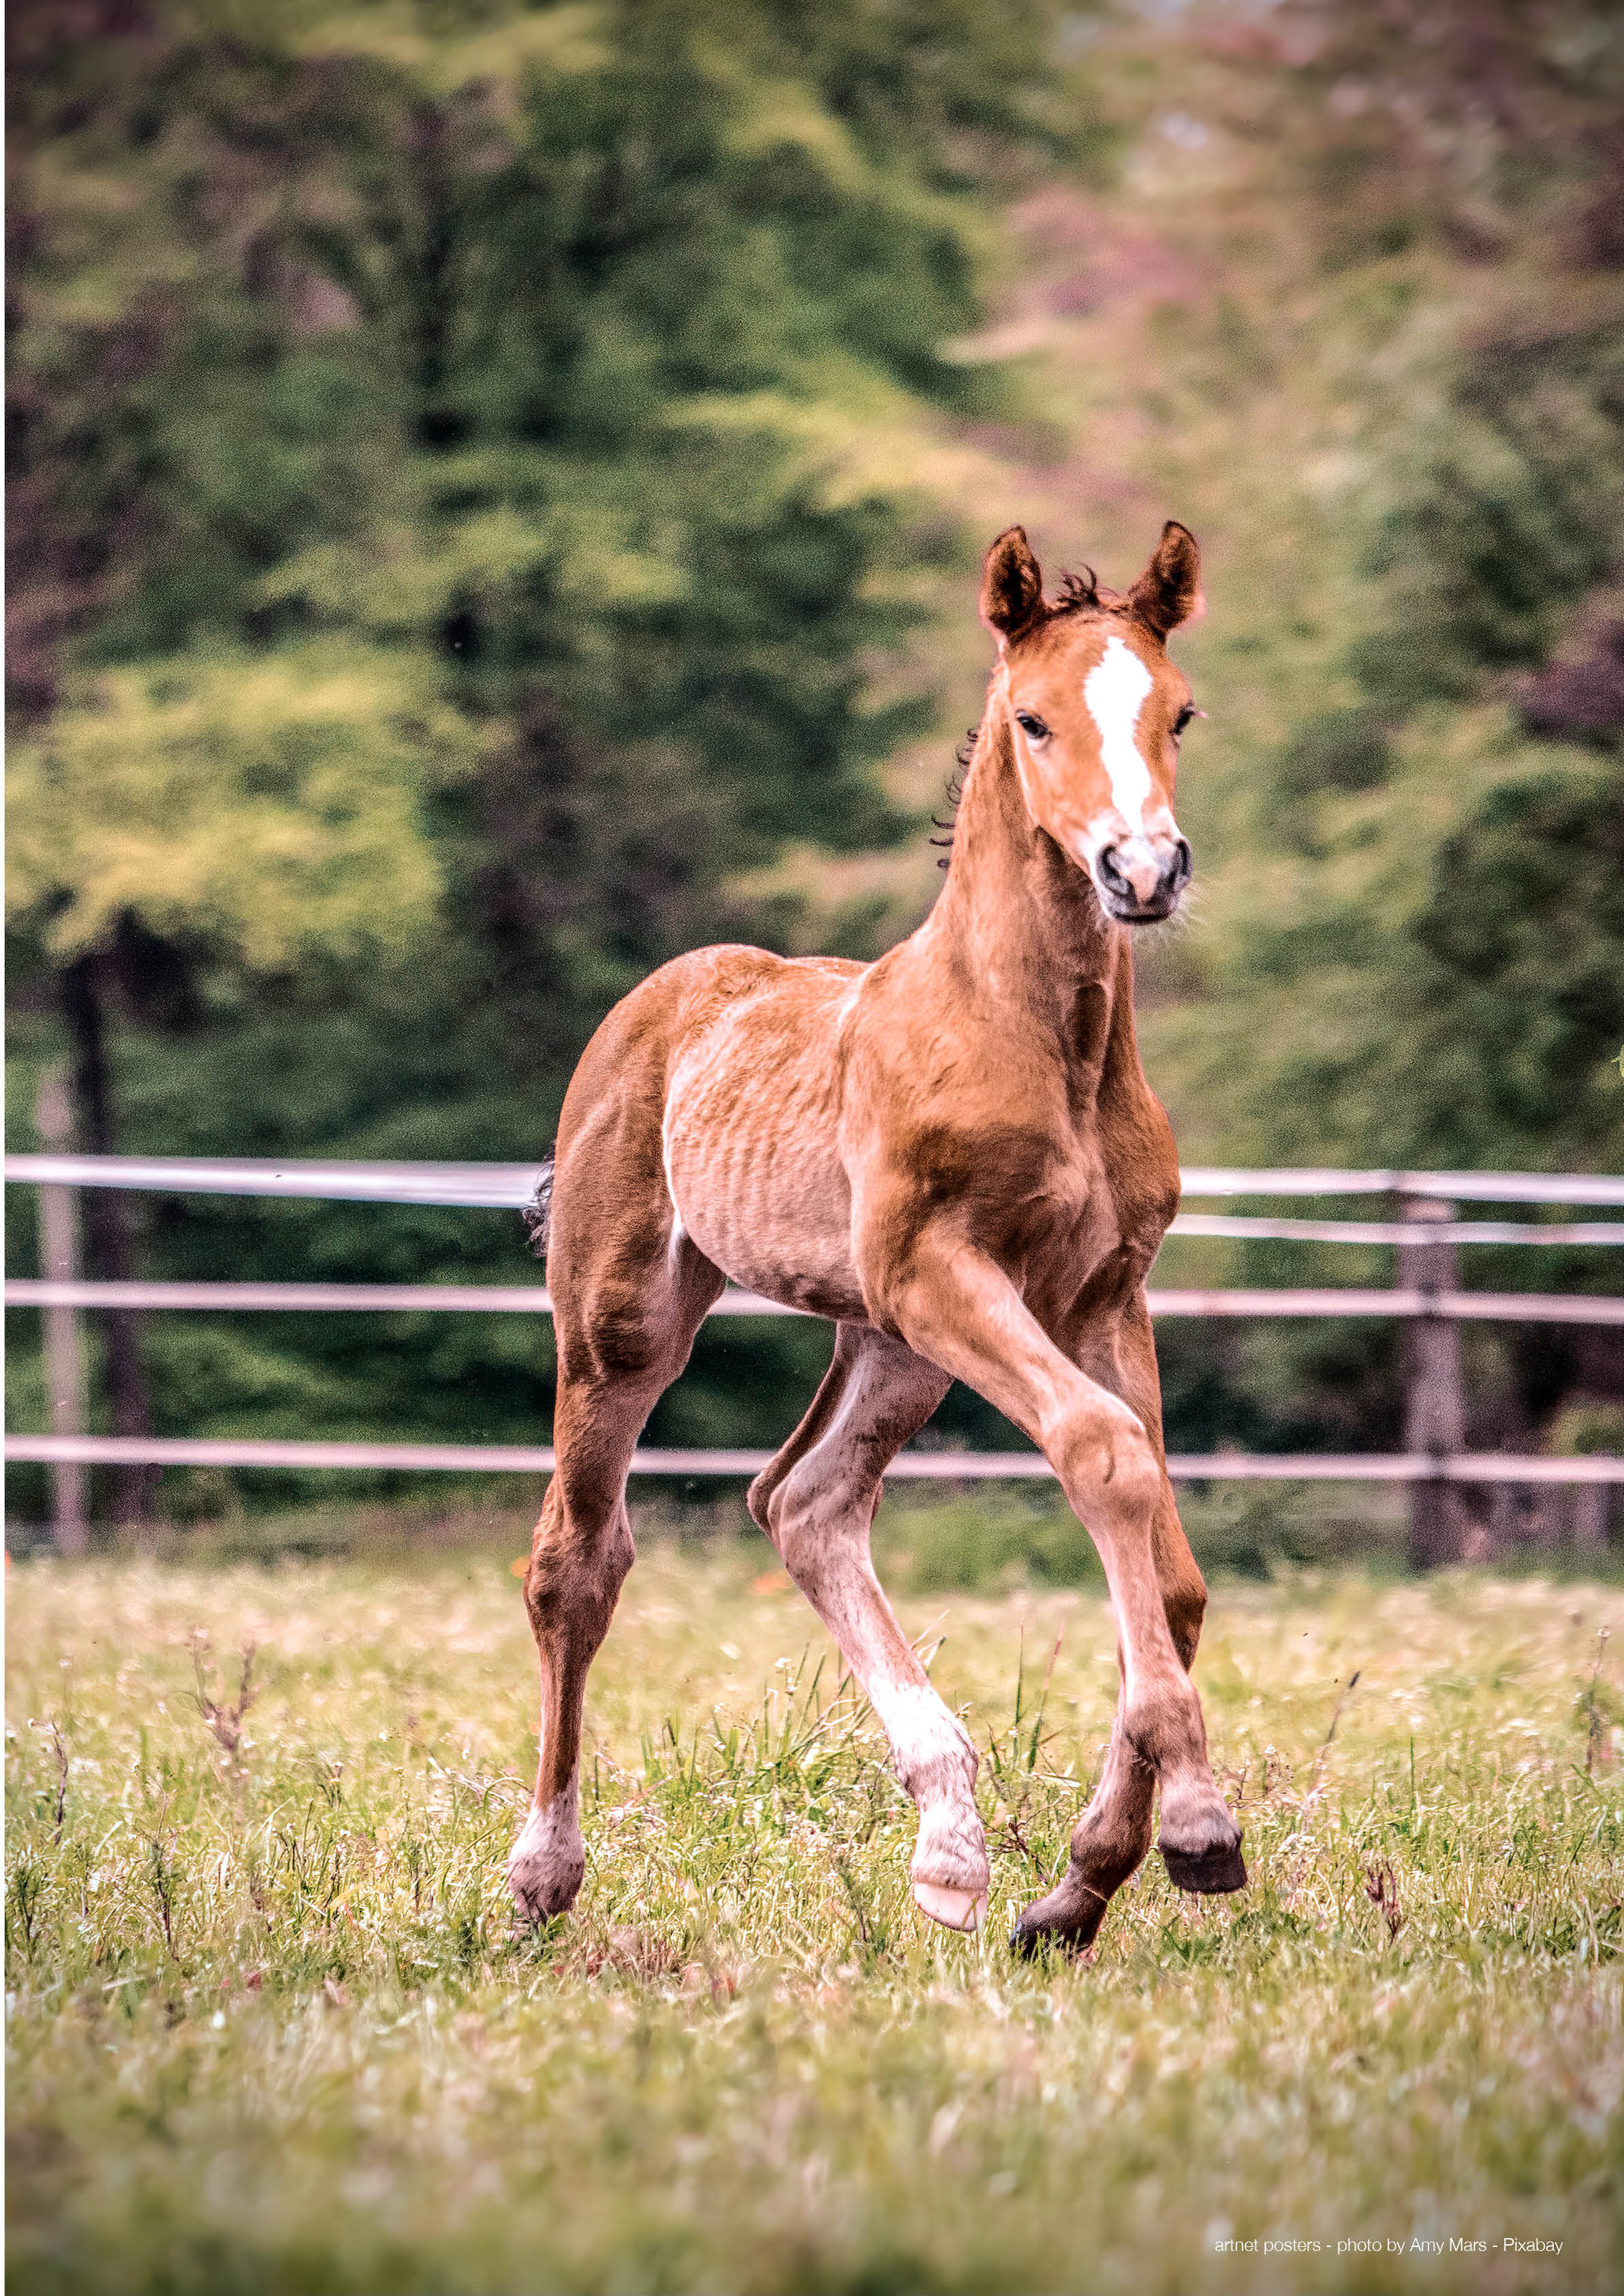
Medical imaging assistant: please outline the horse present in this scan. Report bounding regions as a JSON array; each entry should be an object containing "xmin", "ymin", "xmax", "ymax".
[{"xmin": 508, "ymin": 518, "xmax": 1246, "ymax": 1951}]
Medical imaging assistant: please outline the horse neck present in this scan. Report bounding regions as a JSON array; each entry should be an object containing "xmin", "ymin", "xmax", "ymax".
[{"xmin": 922, "ymin": 709, "xmax": 1129, "ymax": 1049}]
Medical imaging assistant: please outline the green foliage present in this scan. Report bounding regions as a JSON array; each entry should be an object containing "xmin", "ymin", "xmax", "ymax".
[
  {"xmin": 1176, "ymin": 311, "xmax": 1624, "ymax": 1193},
  {"xmin": 7, "ymin": 647, "xmax": 466, "ymax": 972},
  {"xmin": 1356, "ymin": 331, "xmax": 1624, "ymax": 702},
  {"xmin": 7, "ymin": 0, "xmax": 1623, "ymax": 1511},
  {"xmin": 5, "ymin": 0, "xmax": 1085, "ymax": 1500},
  {"xmin": 1409, "ymin": 764, "xmax": 1624, "ymax": 1162}
]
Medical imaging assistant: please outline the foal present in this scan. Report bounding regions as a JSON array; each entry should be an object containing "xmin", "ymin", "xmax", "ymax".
[{"xmin": 509, "ymin": 520, "xmax": 1246, "ymax": 1949}]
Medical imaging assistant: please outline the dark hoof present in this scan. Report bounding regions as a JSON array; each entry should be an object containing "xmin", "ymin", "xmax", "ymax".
[
  {"xmin": 1010, "ymin": 1921, "xmax": 1085, "ymax": 1961},
  {"xmin": 1008, "ymin": 1877, "xmax": 1112, "ymax": 1959},
  {"xmin": 1160, "ymin": 1838, "xmax": 1249, "ymax": 1895}
]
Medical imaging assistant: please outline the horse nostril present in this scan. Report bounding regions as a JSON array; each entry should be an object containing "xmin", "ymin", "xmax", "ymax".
[
  {"xmin": 1097, "ymin": 844, "xmax": 1131, "ymax": 895},
  {"xmin": 1168, "ymin": 837, "xmax": 1193, "ymax": 893}
]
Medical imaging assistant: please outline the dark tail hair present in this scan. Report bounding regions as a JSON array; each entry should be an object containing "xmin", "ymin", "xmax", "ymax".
[{"xmin": 522, "ymin": 1154, "xmax": 554, "ymax": 1260}]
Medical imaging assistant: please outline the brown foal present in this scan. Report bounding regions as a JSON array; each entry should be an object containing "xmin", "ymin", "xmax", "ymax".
[{"xmin": 509, "ymin": 518, "xmax": 1247, "ymax": 1951}]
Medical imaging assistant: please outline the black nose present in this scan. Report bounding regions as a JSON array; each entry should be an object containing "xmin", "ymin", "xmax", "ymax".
[{"xmin": 1097, "ymin": 837, "xmax": 1191, "ymax": 916}]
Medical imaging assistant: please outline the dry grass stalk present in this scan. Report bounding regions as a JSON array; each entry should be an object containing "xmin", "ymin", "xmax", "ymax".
[{"xmin": 189, "ymin": 1632, "xmax": 257, "ymax": 1757}]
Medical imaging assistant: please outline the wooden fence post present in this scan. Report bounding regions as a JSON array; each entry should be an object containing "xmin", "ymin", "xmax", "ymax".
[
  {"xmin": 35, "ymin": 1071, "xmax": 89, "ymax": 1557},
  {"xmin": 1400, "ymin": 1195, "xmax": 1467, "ymax": 1568}
]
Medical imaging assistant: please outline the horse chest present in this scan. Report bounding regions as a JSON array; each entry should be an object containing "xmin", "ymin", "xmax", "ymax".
[
  {"xmin": 1035, "ymin": 1087, "xmax": 1176, "ymax": 1301},
  {"xmin": 1048, "ymin": 1166, "xmax": 1156, "ymax": 1287}
]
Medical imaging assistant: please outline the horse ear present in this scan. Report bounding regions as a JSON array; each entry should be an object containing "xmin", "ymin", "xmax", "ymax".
[
  {"xmin": 1127, "ymin": 521, "xmax": 1203, "ymax": 638},
  {"xmin": 979, "ymin": 526, "xmax": 1045, "ymax": 641}
]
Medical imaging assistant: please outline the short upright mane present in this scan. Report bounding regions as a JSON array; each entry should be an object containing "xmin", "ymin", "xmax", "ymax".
[{"xmin": 1053, "ymin": 565, "xmax": 1124, "ymax": 615}]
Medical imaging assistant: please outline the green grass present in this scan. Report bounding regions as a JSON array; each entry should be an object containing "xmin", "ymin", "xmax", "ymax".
[{"xmin": 7, "ymin": 1536, "xmax": 1623, "ymax": 2295}]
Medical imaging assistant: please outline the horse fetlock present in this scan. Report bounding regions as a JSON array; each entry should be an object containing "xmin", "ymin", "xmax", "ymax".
[
  {"xmin": 507, "ymin": 1798, "xmax": 586, "ymax": 1923},
  {"xmin": 1121, "ymin": 1681, "xmax": 1205, "ymax": 1776},
  {"xmin": 1069, "ymin": 1792, "xmax": 1155, "ymax": 1890},
  {"xmin": 891, "ymin": 1708, "xmax": 978, "ymax": 1812},
  {"xmin": 910, "ymin": 1793, "xmax": 990, "ymax": 1921},
  {"xmin": 1009, "ymin": 1865, "xmax": 1115, "ymax": 1957},
  {"xmin": 1156, "ymin": 1769, "xmax": 1245, "ymax": 1895},
  {"xmin": 1010, "ymin": 1795, "xmax": 1153, "ymax": 1955}
]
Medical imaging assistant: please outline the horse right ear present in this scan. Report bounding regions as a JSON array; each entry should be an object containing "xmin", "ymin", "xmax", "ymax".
[{"xmin": 979, "ymin": 527, "xmax": 1045, "ymax": 642}]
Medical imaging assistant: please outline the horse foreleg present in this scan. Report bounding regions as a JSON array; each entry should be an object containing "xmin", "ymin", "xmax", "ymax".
[
  {"xmin": 1010, "ymin": 1475, "xmax": 1208, "ymax": 1951},
  {"xmin": 874, "ymin": 1239, "xmax": 1243, "ymax": 1951},
  {"xmin": 747, "ymin": 1325, "xmax": 990, "ymax": 1932},
  {"xmin": 1011, "ymin": 1301, "xmax": 1219, "ymax": 1950}
]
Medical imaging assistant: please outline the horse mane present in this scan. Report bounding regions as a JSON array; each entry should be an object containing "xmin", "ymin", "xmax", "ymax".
[
  {"xmin": 929, "ymin": 728, "xmax": 979, "ymax": 867},
  {"xmin": 1052, "ymin": 565, "xmax": 1125, "ymax": 615}
]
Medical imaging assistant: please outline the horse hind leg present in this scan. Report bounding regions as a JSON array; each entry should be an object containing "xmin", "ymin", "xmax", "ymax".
[
  {"xmin": 508, "ymin": 1232, "xmax": 723, "ymax": 1924},
  {"xmin": 748, "ymin": 1324, "xmax": 990, "ymax": 1932},
  {"xmin": 507, "ymin": 1459, "xmax": 631, "ymax": 1920}
]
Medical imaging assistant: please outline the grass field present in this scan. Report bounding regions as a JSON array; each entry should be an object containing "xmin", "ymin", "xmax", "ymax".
[{"xmin": 6, "ymin": 1528, "xmax": 1623, "ymax": 2295}]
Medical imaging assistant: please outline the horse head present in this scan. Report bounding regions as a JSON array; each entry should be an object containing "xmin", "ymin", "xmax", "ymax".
[{"xmin": 979, "ymin": 521, "xmax": 1202, "ymax": 923}]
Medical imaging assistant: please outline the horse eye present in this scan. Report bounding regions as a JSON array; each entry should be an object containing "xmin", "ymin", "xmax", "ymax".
[
  {"xmin": 1014, "ymin": 709, "xmax": 1050, "ymax": 740},
  {"xmin": 1173, "ymin": 704, "xmax": 1196, "ymax": 737}
]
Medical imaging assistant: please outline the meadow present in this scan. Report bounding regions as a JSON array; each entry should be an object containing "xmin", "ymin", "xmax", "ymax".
[{"xmin": 6, "ymin": 1517, "xmax": 1623, "ymax": 2295}]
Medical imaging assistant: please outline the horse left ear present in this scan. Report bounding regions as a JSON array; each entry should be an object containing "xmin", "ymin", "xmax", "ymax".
[
  {"xmin": 1127, "ymin": 521, "xmax": 1203, "ymax": 638},
  {"xmin": 980, "ymin": 526, "xmax": 1046, "ymax": 642}
]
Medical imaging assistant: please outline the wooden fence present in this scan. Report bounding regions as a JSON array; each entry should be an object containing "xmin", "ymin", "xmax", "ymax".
[{"xmin": 6, "ymin": 1153, "xmax": 1622, "ymax": 1564}]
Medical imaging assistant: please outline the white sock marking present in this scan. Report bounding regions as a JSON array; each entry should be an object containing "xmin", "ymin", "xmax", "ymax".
[{"xmin": 1084, "ymin": 636, "xmax": 1154, "ymax": 831}]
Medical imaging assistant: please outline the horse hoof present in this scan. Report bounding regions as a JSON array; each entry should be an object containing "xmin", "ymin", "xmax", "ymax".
[
  {"xmin": 1160, "ymin": 1838, "xmax": 1248, "ymax": 1895},
  {"xmin": 1009, "ymin": 1914, "xmax": 1059, "ymax": 1960},
  {"xmin": 1008, "ymin": 1877, "xmax": 1111, "ymax": 1959},
  {"xmin": 913, "ymin": 1881, "xmax": 988, "ymax": 1932}
]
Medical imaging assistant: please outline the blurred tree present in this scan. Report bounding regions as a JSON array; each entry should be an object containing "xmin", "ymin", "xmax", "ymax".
[
  {"xmin": 5, "ymin": 0, "xmax": 1090, "ymax": 1510},
  {"xmin": 1128, "ymin": 1, "xmax": 1624, "ymax": 1468},
  {"xmin": 1219, "ymin": 320, "xmax": 1624, "ymax": 1177}
]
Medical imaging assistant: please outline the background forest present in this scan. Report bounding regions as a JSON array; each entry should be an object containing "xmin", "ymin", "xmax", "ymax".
[{"xmin": 6, "ymin": 0, "xmax": 1623, "ymax": 1535}]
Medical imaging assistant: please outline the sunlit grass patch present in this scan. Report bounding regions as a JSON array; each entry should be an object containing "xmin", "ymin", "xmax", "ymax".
[{"xmin": 7, "ymin": 1545, "xmax": 1623, "ymax": 2294}]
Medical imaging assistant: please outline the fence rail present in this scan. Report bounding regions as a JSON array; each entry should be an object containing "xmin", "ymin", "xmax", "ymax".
[
  {"xmin": 10, "ymin": 1153, "xmax": 1624, "ymax": 1207},
  {"xmin": 6, "ymin": 1156, "xmax": 1621, "ymax": 1557},
  {"xmin": 9, "ymin": 1434, "xmax": 1623, "ymax": 1485},
  {"xmin": 8, "ymin": 1154, "xmax": 1624, "ymax": 1236},
  {"xmin": 7, "ymin": 1278, "xmax": 1624, "ymax": 1324}
]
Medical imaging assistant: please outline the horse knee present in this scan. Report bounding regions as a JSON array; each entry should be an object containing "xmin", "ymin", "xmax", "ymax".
[
  {"xmin": 524, "ymin": 1503, "xmax": 633, "ymax": 1649},
  {"xmin": 1051, "ymin": 1403, "xmax": 1159, "ymax": 1526}
]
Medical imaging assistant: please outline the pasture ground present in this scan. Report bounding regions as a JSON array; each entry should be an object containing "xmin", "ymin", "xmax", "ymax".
[{"xmin": 6, "ymin": 1525, "xmax": 1623, "ymax": 2295}]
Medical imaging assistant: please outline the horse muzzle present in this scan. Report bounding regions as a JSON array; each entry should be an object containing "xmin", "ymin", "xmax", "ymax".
[{"xmin": 1093, "ymin": 835, "xmax": 1191, "ymax": 922}]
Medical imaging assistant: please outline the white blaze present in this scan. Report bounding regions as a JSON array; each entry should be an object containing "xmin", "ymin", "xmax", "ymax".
[{"xmin": 1084, "ymin": 636, "xmax": 1154, "ymax": 831}]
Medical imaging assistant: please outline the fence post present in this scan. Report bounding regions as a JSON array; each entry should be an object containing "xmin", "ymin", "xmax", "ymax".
[
  {"xmin": 1400, "ymin": 1195, "xmax": 1467, "ymax": 1568},
  {"xmin": 35, "ymin": 1071, "xmax": 89, "ymax": 1557}
]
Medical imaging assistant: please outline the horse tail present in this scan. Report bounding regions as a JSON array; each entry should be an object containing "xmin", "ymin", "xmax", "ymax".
[{"xmin": 522, "ymin": 1153, "xmax": 554, "ymax": 1261}]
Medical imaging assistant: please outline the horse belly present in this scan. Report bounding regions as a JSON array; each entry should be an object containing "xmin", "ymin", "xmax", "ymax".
[{"xmin": 663, "ymin": 996, "xmax": 867, "ymax": 1321}]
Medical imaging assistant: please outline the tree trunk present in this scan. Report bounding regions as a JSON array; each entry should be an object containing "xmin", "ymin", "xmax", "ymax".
[
  {"xmin": 34, "ymin": 1068, "xmax": 89, "ymax": 1554},
  {"xmin": 61, "ymin": 952, "xmax": 154, "ymax": 1525}
]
